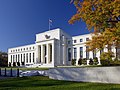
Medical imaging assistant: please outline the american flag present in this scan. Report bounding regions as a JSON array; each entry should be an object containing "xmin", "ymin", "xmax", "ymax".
[{"xmin": 49, "ymin": 19, "xmax": 52, "ymax": 30}]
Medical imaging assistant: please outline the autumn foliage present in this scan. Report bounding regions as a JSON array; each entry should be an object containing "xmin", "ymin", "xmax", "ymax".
[{"xmin": 69, "ymin": 0, "xmax": 120, "ymax": 55}]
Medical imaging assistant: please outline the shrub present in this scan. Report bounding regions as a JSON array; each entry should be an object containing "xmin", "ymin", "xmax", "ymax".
[
  {"xmin": 9, "ymin": 62, "xmax": 11, "ymax": 67},
  {"xmin": 93, "ymin": 57, "xmax": 99, "ymax": 65},
  {"xmin": 17, "ymin": 62, "xmax": 20, "ymax": 66},
  {"xmin": 100, "ymin": 51, "xmax": 114, "ymax": 66},
  {"xmin": 71, "ymin": 59, "xmax": 76, "ymax": 65},
  {"xmin": 78, "ymin": 58, "xmax": 82, "ymax": 65},
  {"xmin": 13, "ymin": 62, "xmax": 16, "ymax": 67},
  {"xmin": 82, "ymin": 58, "xmax": 87, "ymax": 65},
  {"xmin": 89, "ymin": 58, "xmax": 93, "ymax": 65},
  {"xmin": 100, "ymin": 60, "xmax": 110, "ymax": 66},
  {"xmin": 22, "ymin": 62, "xmax": 25, "ymax": 65},
  {"xmin": 100, "ymin": 51, "xmax": 114, "ymax": 61},
  {"xmin": 110, "ymin": 58, "xmax": 120, "ymax": 66}
]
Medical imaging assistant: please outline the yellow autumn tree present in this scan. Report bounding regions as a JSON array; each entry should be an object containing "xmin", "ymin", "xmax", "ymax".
[{"xmin": 69, "ymin": 0, "xmax": 120, "ymax": 58}]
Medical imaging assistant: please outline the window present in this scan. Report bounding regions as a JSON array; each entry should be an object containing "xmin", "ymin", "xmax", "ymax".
[
  {"xmin": 80, "ymin": 39, "xmax": 83, "ymax": 42},
  {"xmin": 24, "ymin": 48, "xmax": 25, "ymax": 50},
  {"xmin": 44, "ymin": 45, "xmax": 47, "ymax": 63},
  {"xmin": 11, "ymin": 50, "xmax": 12, "ymax": 52},
  {"xmin": 26, "ymin": 48, "xmax": 28, "ymax": 50},
  {"xmin": 33, "ymin": 47, "xmax": 34, "ymax": 49},
  {"xmin": 21, "ymin": 49, "xmax": 22, "ymax": 51},
  {"xmin": 86, "ymin": 46, "xmax": 89, "ymax": 59},
  {"xmin": 93, "ymin": 50, "xmax": 96, "ymax": 58},
  {"xmin": 68, "ymin": 41, "xmax": 71, "ymax": 44},
  {"xmin": 74, "ymin": 40, "xmax": 77, "ymax": 43},
  {"xmin": 86, "ymin": 38, "xmax": 89, "ymax": 41},
  {"xmin": 21, "ymin": 54, "xmax": 22, "ymax": 62},
  {"xmin": 33, "ymin": 53, "xmax": 35, "ymax": 62},
  {"xmin": 50, "ymin": 44, "xmax": 52, "ymax": 62},
  {"xmin": 29, "ymin": 53, "xmax": 31, "ymax": 63},
  {"xmin": 62, "ymin": 35, "xmax": 65, "ymax": 43},
  {"xmin": 18, "ymin": 49, "xmax": 20, "ymax": 51},
  {"xmin": 13, "ymin": 55, "xmax": 15, "ymax": 62},
  {"xmin": 68, "ymin": 48, "xmax": 71, "ymax": 61},
  {"xmin": 16, "ymin": 55, "xmax": 17, "ymax": 62},
  {"xmin": 29, "ymin": 47, "xmax": 31, "ymax": 50},
  {"xmin": 80, "ymin": 47, "xmax": 83, "ymax": 58},
  {"xmin": 26, "ymin": 53, "xmax": 28, "ymax": 63},
  {"xmin": 39, "ymin": 46, "xmax": 41, "ymax": 63},
  {"xmin": 24, "ymin": 54, "xmax": 25, "ymax": 62},
  {"xmin": 100, "ymin": 49, "xmax": 104, "ymax": 54},
  {"xmin": 74, "ymin": 48, "xmax": 77, "ymax": 59},
  {"xmin": 18, "ymin": 54, "xmax": 19, "ymax": 62},
  {"xmin": 11, "ymin": 55, "xmax": 12, "ymax": 63}
]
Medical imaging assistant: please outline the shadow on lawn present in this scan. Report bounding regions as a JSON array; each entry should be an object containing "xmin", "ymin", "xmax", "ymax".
[
  {"xmin": 0, "ymin": 76, "xmax": 120, "ymax": 90},
  {"xmin": 0, "ymin": 76, "xmax": 75, "ymax": 88}
]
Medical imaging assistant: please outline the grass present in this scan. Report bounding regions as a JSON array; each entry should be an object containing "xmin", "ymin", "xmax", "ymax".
[{"xmin": 0, "ymin": 76, "xmax": 120, "ymax": 90}]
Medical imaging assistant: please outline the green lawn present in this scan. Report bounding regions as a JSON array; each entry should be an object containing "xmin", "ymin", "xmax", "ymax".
[{"xmin": 0, "ymin": 76, "xmax": 120, "ymax": 90}]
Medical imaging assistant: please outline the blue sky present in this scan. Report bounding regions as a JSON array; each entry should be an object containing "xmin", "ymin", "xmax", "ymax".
[{"xmin": 0, "ymin": 0, "xmax": 89, "ymax": 52}]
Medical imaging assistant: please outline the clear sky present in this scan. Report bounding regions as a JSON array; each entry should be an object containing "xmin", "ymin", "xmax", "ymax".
[{"xmin": 0, "ymin": 0, "xmax": 89, "ymax": 52}]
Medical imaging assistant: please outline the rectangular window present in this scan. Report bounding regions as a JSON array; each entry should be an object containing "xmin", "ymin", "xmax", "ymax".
[
  {"xmin": 29, "ymin": 53, "xmax": 31, "ymax": 63},
  {"xmin": 33, "ymin": 53, "xmax": 35, "ymax": 63},
  {"xmin": 74, "ymin": 40, "xmax": 76, "ymax": 43},
  {"xmin": 39, "ymin": 46, "xmax": 41, "ymax": 63},
  {"xmin": 74, "ymin": 48, "xmax": 77, "ymax": 59},
  {"xmin": 68, "ymin": 48, "xmax": 71, "ymax": 61},
  {"xmin": 26, "ymin": 53, "xmax": 28, "ymax": 63},
  {"xmin": 86, "ymin": 46, "xmax": 89, "ymax": 59},
  {"xmin": 16, "ymin": 55, "xmax": 17, "ymax": 62},
  {"xmin": 21, "ymin": 54, "xmax": 22, "ymax": 63},
  {"xmin": 80, "ymin": 47, "xmax": 83, "ymax": 58},
  {"xmin": 80, "ymin": 39, "xmax": 83, "ymax": 42},
  {"xmin": 86, "ymin": 38, "xmax": 89, "ymax": 41},
  {"xmin": 18, "ymin": 54, "xmax": 19, "ymax": 62},
  {"xmin": 100, "ymin": 49, "xmax": 104, "ymax": 54},
  {"xmin": 68, "ymin": 41, "xmax": 71, "ymax": 44},
  {"xmin": 50, "ymin": 44, "xmax": 52, "ymax": 62},
  {"xmin": 24, "ymin": 54, "xmax": 25, "ymax": 62},
  {"xmin": 93, "ymin": 50, "xmax": 96, "ymax": 58},
  {"xmin": 11, "ymin": 55, "xmax": 12, "ymax": 63},
  {"xmin": 44, "ymin": 45, "xmax": 47, "ymax": 63},
  {"xmin": 13, "ymin": 55, "xmax": 15, "ymax": 62}
]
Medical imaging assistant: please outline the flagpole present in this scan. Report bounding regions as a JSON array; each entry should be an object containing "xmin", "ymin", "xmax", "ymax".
[
  {"xmin": 49, "ymin": 19, "xmax": 50, "ymax": 30},
  {"xmin": 49, "ymin": 19, "xmax": 52, "ymax": 30}
]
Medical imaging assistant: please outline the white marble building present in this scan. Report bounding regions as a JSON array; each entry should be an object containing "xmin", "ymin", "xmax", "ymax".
[
  {"xmin": 8, "ymin": 28, "xmax": 119, "ymax": 67},
  {"xmin": 8, "ymin": 28, "xmax": 72, "ymax": 67}
]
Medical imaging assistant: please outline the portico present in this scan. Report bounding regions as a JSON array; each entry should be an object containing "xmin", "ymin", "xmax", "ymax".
[{"xmin": 35, "ymin": 39, "xmax": 55, "ymax": 67}]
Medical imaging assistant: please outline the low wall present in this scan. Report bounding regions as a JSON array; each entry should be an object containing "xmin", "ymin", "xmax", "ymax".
[{"xmin": 49, "ymin": 67, "xmax": 120, "ymax": 84}]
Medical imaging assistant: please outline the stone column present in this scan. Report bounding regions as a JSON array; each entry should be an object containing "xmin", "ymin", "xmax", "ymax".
[
  {"xmin": 83, "ymin": 46, "xmax": 86, "ymax": 58},
  {"xmin": 89, "ymin": 51, "xmax": 93, "ymax": 59},
  {"xmin": 76, "ymin": 47, "xmax": 79, "ymax": 65},
  {"xmin": 47, "ymin": 44, "xmax": 49, "ymax": 64},
  {"xmin": 35, "ymin": 46, "xmax": 39, "ymax": 64},
  {"xmin": 52, "ymin": 43, "xmax": 54, "ymax": 65},
  {"xmin": 24, "ymin": 53, "xmax": 26, "ymax": 64}
]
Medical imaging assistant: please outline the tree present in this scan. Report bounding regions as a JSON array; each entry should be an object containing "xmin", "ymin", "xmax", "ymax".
[
  {"xmin": 0, "ymin": 51, "xmax": 8, "ymax": 67},
  {"xmin": 69, "ymin": 0, "xmax": 120, "ymax": 58}
]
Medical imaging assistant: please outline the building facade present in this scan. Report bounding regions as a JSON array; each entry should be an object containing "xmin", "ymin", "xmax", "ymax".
[{"xmin": 8, "ymin": 28, "xmax": 118, "ymax": 67}]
